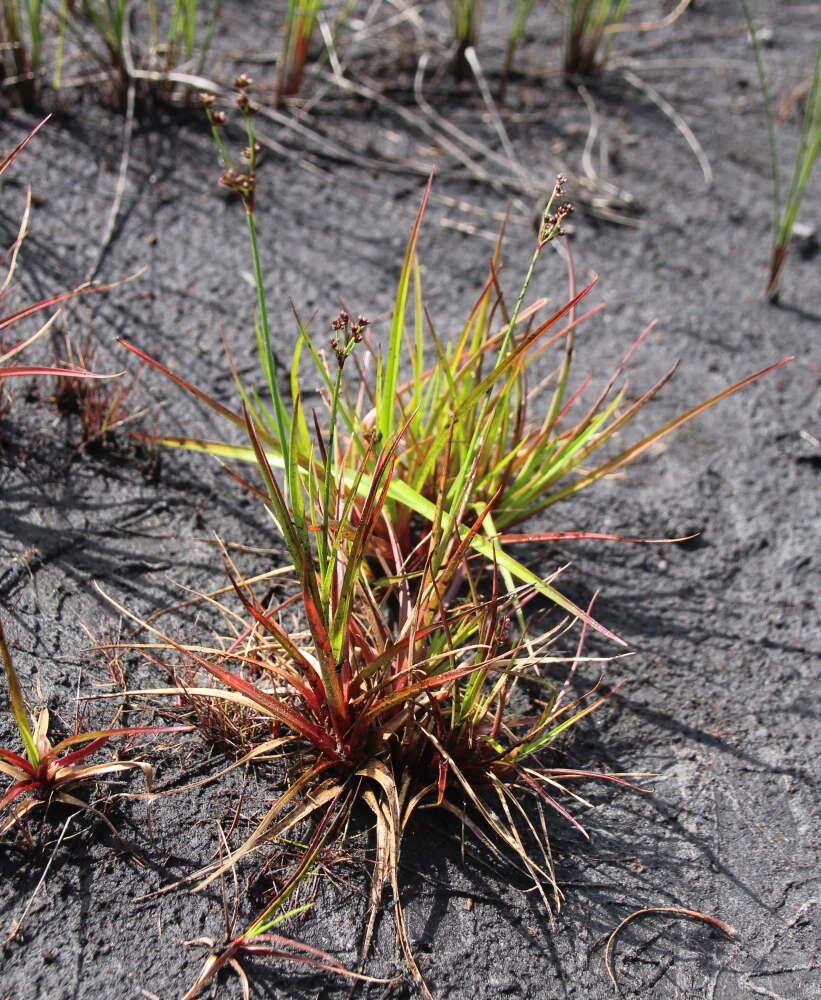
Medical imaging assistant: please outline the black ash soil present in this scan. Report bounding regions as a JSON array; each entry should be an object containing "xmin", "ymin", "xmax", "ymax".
[{"xmin": 1, "ymin": 2, "xmax": 819, "ymax": 998}]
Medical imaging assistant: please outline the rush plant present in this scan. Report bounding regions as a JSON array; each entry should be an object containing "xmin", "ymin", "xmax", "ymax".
[{"xmin": 120, "ymin": 84, "xmax": 790, "ymax": 642}]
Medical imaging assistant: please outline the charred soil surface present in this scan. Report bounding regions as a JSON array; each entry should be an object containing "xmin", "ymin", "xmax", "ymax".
[{"xmin": 1, "ymin": 2, "xmax": 819, "ymax": 999}]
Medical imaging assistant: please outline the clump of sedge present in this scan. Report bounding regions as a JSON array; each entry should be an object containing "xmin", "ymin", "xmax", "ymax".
[
  {"xmin": 110, "ymin": 412, "xmax": 641, "ymax": 998},
  {"xmin": 111, "ymin": 84, "xmax": 791, "ymax": 997}
]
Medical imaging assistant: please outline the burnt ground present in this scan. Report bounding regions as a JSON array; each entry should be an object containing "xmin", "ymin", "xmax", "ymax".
[{"xmin": 0, "ymin": 2, "xmax": 819, "ymax": 998}]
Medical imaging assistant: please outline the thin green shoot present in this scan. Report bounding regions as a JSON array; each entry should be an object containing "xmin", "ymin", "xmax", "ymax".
[
  {"xmin": 500, "ymin": 0, "xmax": 537, "ymax": 99},
  {"xmin": 740, "ymin": 0, "xmax": 821, "ymax": 300},
  {"xmin": 450, "ymin": 0, "xmax": 482, "ymax": 80},
  {"xmin": 275, "ymin": 0, "xmax": 324, "ymax": 105}
]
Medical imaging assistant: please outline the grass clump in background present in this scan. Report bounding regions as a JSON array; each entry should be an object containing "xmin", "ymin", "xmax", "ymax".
[
  {"xmin": 563, "ymin": 0, "xmax": 630, "ymax": 77},
  {"xmin": 0, "ymin": 0, "xmax": 220, "ymax": 108},
  {"xmin": 450, "ymin": 0, "xmax": 482, "ymax": 81},
  {"xmin": 740, "ymin": 0, "xmax": 821, "ymax": 302}
]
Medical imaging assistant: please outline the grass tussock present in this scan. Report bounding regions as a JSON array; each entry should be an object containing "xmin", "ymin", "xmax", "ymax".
[
  {"xmin": 104, "ymin": 83, "xmax": 791, "ymax": 995},
  {"xmin": 107, "ymin": 483, "xmax": 639, "ymax": 997}
]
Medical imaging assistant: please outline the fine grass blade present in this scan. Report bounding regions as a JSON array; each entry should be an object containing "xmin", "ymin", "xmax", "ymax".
[
  {"xmin": 0, "ymin": 115, "xmax": 50, "ymax": 176},
  {"xmin": 245, "ymin": 789, "xmax": 344, "ymax": 937},
  {"xmin": 0, "ymin": 622, "xmax": 38, "ymax": 766},
  {"xmin": 378, "ymin": 175, "xmax": 432, "ymax": 444}
]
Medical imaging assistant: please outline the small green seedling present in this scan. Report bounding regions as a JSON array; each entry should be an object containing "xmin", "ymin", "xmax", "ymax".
[{"xmin": 0, "ymin": 622, "xmax": 181, "ymax": 840}]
